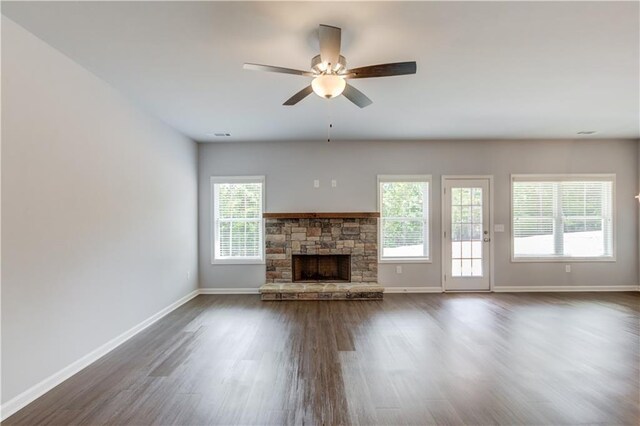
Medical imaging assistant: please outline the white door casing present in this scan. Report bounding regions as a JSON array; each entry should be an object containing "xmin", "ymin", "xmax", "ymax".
[{"xmin": 442, "ymin": 176, "xmax": 493, "ymax": 291}]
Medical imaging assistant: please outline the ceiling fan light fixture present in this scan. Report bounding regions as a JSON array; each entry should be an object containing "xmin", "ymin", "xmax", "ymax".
[{"xmin": 311, "ymin": 74, "xmax": 346, "ymax": 99}]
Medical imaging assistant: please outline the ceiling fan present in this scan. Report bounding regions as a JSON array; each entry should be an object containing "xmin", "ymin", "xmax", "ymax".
[{"xmin": 243, "ymin": 24, "xmax": 417, "ymax": 108}]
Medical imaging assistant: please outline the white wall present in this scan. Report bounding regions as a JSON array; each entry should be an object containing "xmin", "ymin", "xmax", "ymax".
[
  {"xmin": 1, "ymin": 18, "xmax": 198, "ymax": 405},
  {"xmin": 199, "ymin": 139, "xmax": 638, "ymax": 290}
]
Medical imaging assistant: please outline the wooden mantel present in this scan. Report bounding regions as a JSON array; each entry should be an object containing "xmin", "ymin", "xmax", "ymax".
[{"xmin": 263, "ymin": 212, "xmax": 380, "ymax": 219}]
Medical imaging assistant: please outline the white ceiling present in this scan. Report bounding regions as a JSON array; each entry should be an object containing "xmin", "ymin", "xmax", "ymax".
[{"xmin": 3, "ymin": 1, "xmax": 639, "ymax": 142}]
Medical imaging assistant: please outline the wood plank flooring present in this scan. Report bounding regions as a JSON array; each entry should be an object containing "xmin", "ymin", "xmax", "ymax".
[{"xmin": 4, "ymin": 293, "xmax": 639, "ymax": 425}]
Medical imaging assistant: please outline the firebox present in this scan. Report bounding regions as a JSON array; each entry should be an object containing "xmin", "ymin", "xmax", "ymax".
[{"xmin": 292, "ymin": 254, "xmax": 351, "ymax": 282}]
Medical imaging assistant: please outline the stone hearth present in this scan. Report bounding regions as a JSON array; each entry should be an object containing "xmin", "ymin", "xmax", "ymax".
[
  {"xmin": 260, "ymin": 282, "xmax": 384, "ymax": 300},
  {"xmin": 260, "ymin": 212, "xmax": 382, "ymax": 301}
]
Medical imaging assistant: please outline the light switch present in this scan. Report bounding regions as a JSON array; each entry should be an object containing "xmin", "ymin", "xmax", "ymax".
[
  {"xmin": 565, "ymin": 265, "xmax": 571, "ymax": 273},
  {"xmin": 313, "ymin": 179, "xmax": 320, "ymax": 188},
  {"xmin": 494, "ymin": 224, "xmax": 505, "ymax": 232},
  {"xmin": 396, "ymin": 266, "xmax": 403, "ymax": 274},
  {"xmin": 331, "ymin": 179, "xmax": 337, "ymax": 188}
]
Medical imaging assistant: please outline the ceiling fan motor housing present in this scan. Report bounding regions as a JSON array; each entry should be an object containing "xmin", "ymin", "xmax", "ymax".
[{"xmin": 311, "ymin": 54, "xmax": 347, "ymax": 74}]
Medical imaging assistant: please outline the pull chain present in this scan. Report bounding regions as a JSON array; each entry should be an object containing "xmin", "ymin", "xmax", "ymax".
[{"xmin": 327, "ymin": 99, "xmax": 333, "ymax": 142}]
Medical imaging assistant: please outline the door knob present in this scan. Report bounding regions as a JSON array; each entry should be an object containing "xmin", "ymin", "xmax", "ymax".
[{"xmin": 483, "ymin": 237, "xmax": 491, "ymax": 242}]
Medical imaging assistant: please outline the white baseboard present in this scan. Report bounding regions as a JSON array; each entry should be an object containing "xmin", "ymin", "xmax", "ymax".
[
  {"xmin": 199, "ymin": 288, "xmax": 260, "ymax": 294},
  {"xmin": 493, "ymin": 285, "xmax": 639, "ymax": 293},
  {"xmin": 384, "ymin": 286, "xmax": 443, "ymax": 293},
  {"xmin": 384, "ymin": 286, "xmax": 639, "ymax": 293},
  {"xmin": 198, "ymin": 286, "xmax": 640, "ymax": 294},
  {"xmin": 199, "ymin": 287, "xmax": 446, "ymax": 294},
  {"xmin": 200, "ymin": 287, "xmax": 446, "ymax": 294},
  {"xmin": 0, "ymin": 289, "xmax": 200, "ymax": 422}
]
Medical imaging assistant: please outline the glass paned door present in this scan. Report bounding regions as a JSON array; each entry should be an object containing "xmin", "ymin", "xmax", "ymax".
[{"xmin": 443, "ymin": 178, "xmax": 491, "ymax": 291}]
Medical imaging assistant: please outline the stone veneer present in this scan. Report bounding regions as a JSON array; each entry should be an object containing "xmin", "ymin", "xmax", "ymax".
[{"xmin": 265, "ymin": 217, "xmax": 378, "ymax": 283}]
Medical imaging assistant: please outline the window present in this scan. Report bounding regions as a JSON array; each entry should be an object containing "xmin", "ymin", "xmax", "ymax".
[
  {"xmin": 378, "ymin": 175, "xmax": 431, "ymax": 262},
  {"xmin": 512, "ymin": 174, "xmax": 614, "ymax": 261},
  {"xmin": 211, "ymin": 176, "xmax": 264, "ymax": 264}
]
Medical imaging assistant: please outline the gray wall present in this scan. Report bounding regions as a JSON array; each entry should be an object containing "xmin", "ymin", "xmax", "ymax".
[
  {"xmin": 2, "ymin": 18, "xmax": 198, "ymax": 404},
  {"xmin": 199, "ymin": 139, "xmax": 638, "ymax": 289}
]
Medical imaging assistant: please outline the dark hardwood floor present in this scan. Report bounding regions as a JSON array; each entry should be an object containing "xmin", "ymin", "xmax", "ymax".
[{"xmin": 4, "ymin": 293, "xmax": 639, "ymax": 425}]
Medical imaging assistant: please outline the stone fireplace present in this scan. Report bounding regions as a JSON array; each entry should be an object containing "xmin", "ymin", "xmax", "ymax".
[{"xmin": 260, "ymin": 213, "xmax": 383, "ymax": 300}]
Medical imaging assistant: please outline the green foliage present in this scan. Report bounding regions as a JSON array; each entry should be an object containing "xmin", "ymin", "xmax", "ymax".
[
  {"xmin": 450, "ymin": 188, "xmax": 483, "ymax": 241},
  {"xmin": 216, "ymin": 183, "xmax": 262, "ymax": 257},
  {"xmin": 217, "ymin": 183, "xmax": 261, "ymax": 219},
  {"xmin": 381, "ymin": 182, "xmax": 426, "ymax": 249}
]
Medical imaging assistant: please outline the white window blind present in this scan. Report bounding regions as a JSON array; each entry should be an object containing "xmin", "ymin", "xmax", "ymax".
[
  {"xmin": 512, "ymin": 175, "xmax": 614, "ymax": 260},
  {"xmin": 379, "ymin": 176, "xmax": 430, "ymax": 261},
  {"xmin": 212, "ymin": 177, "xmax": 264, "ymax": 263}
]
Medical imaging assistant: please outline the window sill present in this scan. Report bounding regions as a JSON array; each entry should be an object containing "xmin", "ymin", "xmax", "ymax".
[
  {"xmin": 379, "ymin": 258, "xmax": 432, "ymax": 264},
  {"xmin": 511, "ymin": 257, "xmax": 616, "ymax": 263},
  {"xmin": 212, "ymin": 259, "xmax": 265, "ymax": 265}
]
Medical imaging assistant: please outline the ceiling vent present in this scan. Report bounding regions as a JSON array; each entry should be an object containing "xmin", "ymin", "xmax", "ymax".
[
  {"xmin": 577, "ymin": 131, "xmax": 597, "ymax": 135},
  {"xmin": 208, "ymin": 132, "xmax": 231, "ymax": 137}
]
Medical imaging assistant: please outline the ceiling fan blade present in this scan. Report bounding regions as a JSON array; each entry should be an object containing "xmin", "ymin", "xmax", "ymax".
[
  {"xmin": 243, "ymin": 63, "xmax": 313, "ymax": 77},
  {"xmin": 283, "ymin": 85, "xmax": 314, "ymax": 106},
  {"xmin": 342, "ymin": 84, "xmax": 373, "ymax": 108},
  {"xmin": 345, "ymin": 61, "xmax": 417, "ymax": 79},
  {"xmin": 319, "ymin": 24, "xmax": 341, "ymax": 68}
]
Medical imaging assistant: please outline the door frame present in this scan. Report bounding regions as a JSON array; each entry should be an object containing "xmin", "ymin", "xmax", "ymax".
[{"xmin": 440, "ymin": 175, "xmax": 495, "ymax": 292}]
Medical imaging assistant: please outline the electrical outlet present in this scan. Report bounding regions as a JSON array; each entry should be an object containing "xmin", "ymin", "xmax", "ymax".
[
  {"xmin": 331, "ymin": 179, "xmax": 337, "ymax": 188},
  {"xmin": 396, "ymin": 265, "xmax": 403, "ymax": 274},
  {"xmin": 314, "ymin": 179, "xmax": 320, "ymax": 188},
  {"xmin": 565, "ymin": 265, "xmax": 571, "ymax": 273}
]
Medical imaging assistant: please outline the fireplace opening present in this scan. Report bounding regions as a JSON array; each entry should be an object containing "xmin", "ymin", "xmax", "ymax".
[{"xmin": 292, "ymin": 254, "xmax": 351, "ymax": 282}]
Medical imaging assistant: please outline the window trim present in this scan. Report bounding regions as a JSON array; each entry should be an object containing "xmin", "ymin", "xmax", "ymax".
[
  {"xmin": 377, "ymin": 175, "xmax": 432, "ymax": 264},
  {"xmin": 510, "ymin": 173, "xmax": 616, "ymax": 263},
  {"xmin": 210, "ymin": 176, "xmax": 266, "ymax": 265}
]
